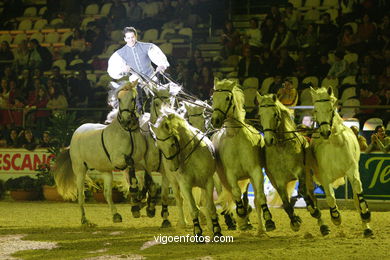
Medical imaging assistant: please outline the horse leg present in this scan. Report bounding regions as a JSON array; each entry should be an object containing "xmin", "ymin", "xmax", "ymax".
[
  {"xmin": 74, "ymin": 165, "xmax": 95, "ymax": 227},
  {"xmin": 204, "ymin": 178, "xmax": 222, "ymax": 237},
  {"xmin": 160, "ymin": 174, "xmax": 172, "ymax": 228},
  {"xmin": 276, "ymin": 184, "xmax": 302, "ymax": 232},
  {"xmin": 300, "ymin": 172, "xmax": 330, "ymax": 236},
  {"xmin": 180, "ymin": 182, "xmax": 202, "ymax": 238},
  {"xmin": 102, "ymin": 173, "xmax": 122, "ymax": 223},
  {"xmin": 128, "ymin": 166, "xmax": 141, "ymax": 218},
  {"xmin": 347, "ymin": 171, "xmax": 373, "ymax": 237},
  {"xmin": 171, "ymin": 180, "xmax": 187, "ymax": 228},
  {"xmin": 145, "ymin": 172, "xmax": 158, "ymax": 218},
  {"xmin": 251, "ymin": 171, "xmax": 275, "ymax": 234},
  {"xmin": 323, "ymin": 183, "xmax": 342, "ymax": 226},
  {"xmin": 226, "ymin": 172, "xmax": 246, "ymax": 218}
]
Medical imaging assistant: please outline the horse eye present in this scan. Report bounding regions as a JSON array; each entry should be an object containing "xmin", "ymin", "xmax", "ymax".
[{"xmin": 225, "ymin": 96, "xmax": 230, "ymax": 101}]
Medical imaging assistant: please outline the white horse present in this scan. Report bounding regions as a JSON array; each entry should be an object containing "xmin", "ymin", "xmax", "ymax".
[
  {"xmin": 151, "ymin": 110, "xmax": 223, "ymax": 238},
  {"xmin": 310, "ymin": 86, "xmax": 373, "ymax": 237},
  {"xmin": 211, "ymin": 78, "xmax": 276, "ymax": 233},
  {"xmin": 53, "ymin": 81, "xmax": 150, "ymax": 226},
  {"xmin": 255, "ymin": 93, "xmax": 329, "ymax": 235}
]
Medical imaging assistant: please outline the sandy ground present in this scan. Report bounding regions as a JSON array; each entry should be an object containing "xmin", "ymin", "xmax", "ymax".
[{"xmin": 0, "ymin": 201, "xmax": 389, "ymax": 260}]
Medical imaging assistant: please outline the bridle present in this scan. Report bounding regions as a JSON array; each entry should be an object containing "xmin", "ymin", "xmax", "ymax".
[
  {"xmin": 117, "ymin": 93, "xmax": 139, "ymax": 131},
  {"xmin": 314, "ymin": 98, "xmax": 335, "ymax": 129},
  {"xmin": 213, "ymin": 89, "xmax": 234, "ymax": 119},
  {"xmin": 258, "ymin": 103, "xmax": 280, "ymax": 134}
]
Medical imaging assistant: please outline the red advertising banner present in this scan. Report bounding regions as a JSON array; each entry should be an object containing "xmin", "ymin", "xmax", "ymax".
[{"xmin": 0, "ymin": 149, "xmax": 55, "ymax": 179}]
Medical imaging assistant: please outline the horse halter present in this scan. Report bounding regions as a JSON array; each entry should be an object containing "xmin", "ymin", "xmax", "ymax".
[
  {"xmin": 258, "ymin": 104, "xmax": 280, "ymax": 133},
  {"xmin": 155, "ymin": 134, "xmax": 181, "ymax": 160},
  {"xmin": 314, "ymin": 98, "xmax": 335, "ymax": 128},
  {"xmin": 213, "ymin": 89, "xmax": 234, "ymax": 118},
  {"xmin": 117, "ymin": 97, "xmax": 139, "ymax": 131}
]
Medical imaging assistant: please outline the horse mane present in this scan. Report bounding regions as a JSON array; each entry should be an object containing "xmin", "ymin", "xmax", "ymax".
[
  {"xmin": 214, "ymin": 79, "xmax": 246, "ymax": 122},
  {"xmin": 274, "ymin": 97, "xmax": 297, "ymax": 132}
]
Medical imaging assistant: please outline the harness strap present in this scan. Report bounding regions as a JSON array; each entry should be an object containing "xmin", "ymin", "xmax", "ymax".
[{"xmin": 101, "ymin": 129, "xmax": 111, "ymax": 162}]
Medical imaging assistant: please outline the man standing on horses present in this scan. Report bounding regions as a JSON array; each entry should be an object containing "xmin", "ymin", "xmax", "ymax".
[{"xmin": 107, "ymin": 26, "xmax": 170, "ymax": 111}]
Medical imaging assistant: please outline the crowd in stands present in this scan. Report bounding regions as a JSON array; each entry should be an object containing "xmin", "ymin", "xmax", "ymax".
[{"xmin": 0, "ymin": 0, "xmax": 388, "ymax": 152}]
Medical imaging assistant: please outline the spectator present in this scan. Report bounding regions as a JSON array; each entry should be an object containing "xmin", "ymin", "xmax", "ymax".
[
  {"xmin": 0, "ymin": 78, "xmax": 12, "ymax": 129},
  {"xmin": 327, "ymin": 50, "xmax": 348, "ymax": 79},
  {"xmin": 108, "ymin": 0, "xmax": 127, "ymax": 29},
  {"xmin": 318, "ymin": 13, "xmax": 339, "ymax": 53},
  {"xmin": 357, "ymin": 13, "xmax": 377, "ymax": 47},
  {"xmin": 16, "ymin": 68, "xmax": 31, "ymax": 100},
  {"xmin": 271, "ymin": 23, "xmax": 295, "ymax": 53},
  {"xmin": 64, "ymin": 28, "xmax": 87, "ymax": 64},
  {"xmin": 366, "ymin": 125, "xmax": 390, "ymax": 153},
  {"xmin": 67, "ymin": 70, "xmax": 91, "ymax": 107},
  {"xmin": 351, "ymin": 125, "xmax": 368, "ymax": 151},
  {"xmin": 258, "ymin": 48, "xmax": 277, "ymax": 78},
  {"xmin": 0, "ymin": 41, "xmax": 14, "ymax": 75},
  {"xmin": 338, "ymin": 25, "xmax": 360, "ymax": 53},
  {"xmin": 356, "ymin": 65, "xmax": 377, "ymax": 87},
  {"xmin": 220, "ymin": 20, "xmax": 242, "ymax": 58},
  {"xmin": 26, "ymin": 39, "xmax": 53, "ymax": 71},
  {"xmin": 355, "ymin": 85, "xmax": 381, "ymax": 126},
  {"xmin": 127, "ymin": 0, "xmax": 143, "ymax": 27},
  {"xmin": 260, "ymin": 17, "xmax": 276, "ymax": 50},
  {"xmin": 276, "ymin": 77, "xmax": 298, "ymax": 108},
  {"xmin": 313, "ymin": 53, "xmax": 331, "ymax": 80},
  {"xmin": 244, "ymin": 18, "xmax": 262, "ymax": 55},
  {"xmin": 377, "ymin": 14, "xmax": 390, "ymax": 50},
  {"xmin": 50, "ymin": 66, "xmax": 68, "ymax": 99},
  {"xmin": 18, "ymin": 128, "xmax": 38, "ymax": 151},
  {"xmin": 297, "ymin": 23, "xmax": 318, "ymax": 55},
  {"xmin": 173, "ymin": 0, "xmax": 191, "ymax": 27},
  {"xmin": 192, "ymin": 65, "xmax": 214, "ymax": 101},
  {"xmin": 47, "ymin": 83, "xmax": 68, "ymax": 117},
  {"xmin": 268, "ymin": 74, "xmax": 283, "ymax": 94},
  {"xmin": 301, "ymin": 115, "xmax": 314, "ymax": 128},
  {"xmin": 237, "ymin": 46, "xmax": 261, "ymax": 83},
  {"xmin": 12, "ymin": 40, "xmax": 30, "ymax": 72},
  {"xmin": 29, "ymin": 85, "xmax": 50, "ymax": 130},
  {"xmin": 38, "ymin": 131, "xmax": 52, "ymax": 148},
  {"xmin": 275, "ymin": 47, "xmax": 295, "ymax": 77},
  {"xmin": 293, "ymin": 49, "xmax": 310, "ymax": 82},
  {"xmin": 265, "ymin": 4, "xmax": 282, "ymax": 25},
  {"xmin": 6, "ymin": 128, "xmax": 21, "ymax": 148},
  {"xmin": 282, "ymin": 3, "xmax": 300, "ymax": 34}
]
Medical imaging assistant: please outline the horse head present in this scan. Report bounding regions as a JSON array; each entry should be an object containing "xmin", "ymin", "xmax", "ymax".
[
  {"xmin": 256, "ymin": 93, "xmax": 281, "ymax": 146},
  {"xmin": 184, "ymin": 100, "xmax": 207, "ymax": 132},
  {"xmin": 151, "ymin": 112, "xmax": 181, "ymax": 171},
  {"xmin": 150, "ymin": 85, "xmax": 172, "ymax": 124},
  {"xmin": 117, "ymin": 80, "xmax": 139, "ymax": 129},
  {"xmin": 311, "ymin": 86, "xmax": 337, "ymax": 139},
  {"xmin": 211, "ymin": 78, "xmax": 245, "ymax": 128}
]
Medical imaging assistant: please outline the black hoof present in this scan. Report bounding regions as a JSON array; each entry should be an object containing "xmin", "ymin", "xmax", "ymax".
[
  {"xmin": 161, "ymin": 219, "xmax": 172, "ymax": 228},
  {"xmin": 290, "ymin": 216, "xmax": 302, "ymax": 232},
  {"xmin": 113, "ymin": 213, "xmax": 122, "ymax": 223},
  {"xmin": 331, "ymin": 215, "xmax": 342, "ymax": 226},
  {"xmin": 227, "ymin": 224, "xmax": 237, "ymax": 230},
  {"xmin": 236, "ymin": 207, "xmax": 247, "ymax": 218},
  {"xmin": 146, "ymin": 207, "xmax": 156, "ymax": 218},
  {"xmin": 240, "ymin": 223, "xmax": 253, "ymax": 231},
  {"xmin": 131, "ymin": 206, "xmax": 141, "ymax": 218},
  {"xmin": 320, "ymin": 225, "xmax": 330, "ymax": 236},
  {"xmin": 265, "ymin": 219, "xmax": 276, "ymax": 232},
  {"xmin": 364, "ymin": 228, "xmax": 373, "ymax": 238}
]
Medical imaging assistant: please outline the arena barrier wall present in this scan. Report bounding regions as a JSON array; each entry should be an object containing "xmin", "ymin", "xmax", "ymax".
[{"xmin": 0, "ymin": 149, "xmax": 388, "ymax": 201}]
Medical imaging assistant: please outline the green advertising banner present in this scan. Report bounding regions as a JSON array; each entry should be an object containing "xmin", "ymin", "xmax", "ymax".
[
  {"xmin": 315, "ymin": 153, "xmax": 390, "ymax": 200},
  {"xmin": 359, "ymin": 153, "xmax": 390, "ymax": 200}
]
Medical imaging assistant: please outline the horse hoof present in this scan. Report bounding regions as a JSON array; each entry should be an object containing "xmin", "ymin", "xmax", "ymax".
[
  {"xmin": 364, "ymin": 228, "xmax": 373, "ymax": 238},
  {"xmin": 82, "ymin": 221, "xmax": 97, "ymax": 228},
  {"xmin": 161, "ymin": 219, "xmax": 172, "ymax": 228},
  {"xmin": 331, "ymin": 215, "xmax": 342, "ymax": 226},
  {"xmin": 290, "ymin": 216, "xmax": 302, "ymax": 232},
  {"xmin": 113, "ymin": 213, "xmax": 122, "ymax": 223},
  {"xmin": 265, "ymin": 219, "xmax": 276, "ymax": 232},
  {"xmin": 131, "ymin": 206, "xmax": 141, "ymax": 218},
  {"xmin": 146, "ymin": 207, "xmax": 156, "ymax": 218},
  {"xmin": 320, "ymin": 225, "xmax": 330, "ymax": 236},
  {"xmin": 227, "ymin": 224, "xmax": 237, "ymax": 230},
  {"xmin": 240, "ymin": 223, "xmax": 253, "ymax": 231}
]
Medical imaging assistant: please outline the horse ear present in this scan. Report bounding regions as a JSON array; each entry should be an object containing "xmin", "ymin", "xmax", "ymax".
[
  {"xmin": 214, "ymin": 77, "xmax": 219, "ymax": 87},
  {"xmin": 310, "ymin": 87, "xmax": 316, "ymax": 99},
  {"xmin": 272, "ymin": 94, "xmax": 277, "ymax": 102}
]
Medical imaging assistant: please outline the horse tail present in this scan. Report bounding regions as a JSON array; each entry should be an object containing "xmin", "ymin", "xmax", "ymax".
[{"xmin": 52, "ymin": 148, "xmax": 77, "ymax": 201}]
